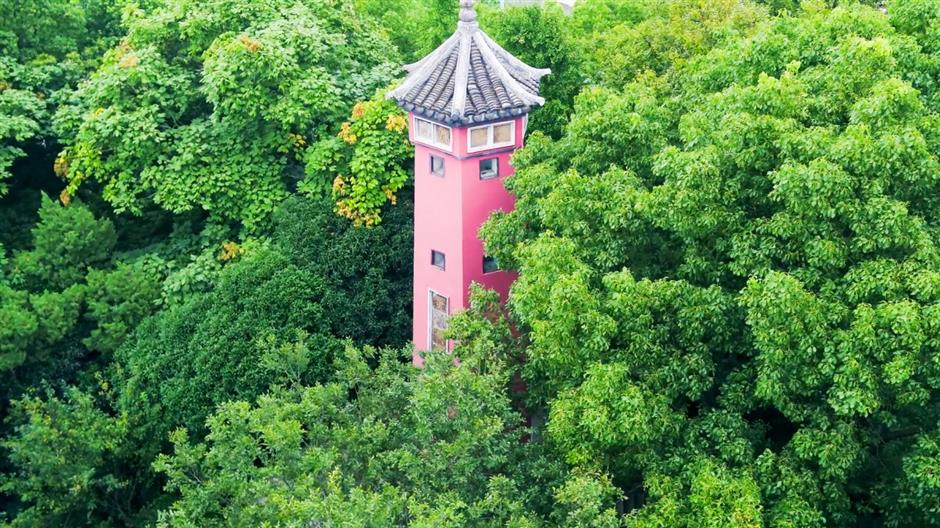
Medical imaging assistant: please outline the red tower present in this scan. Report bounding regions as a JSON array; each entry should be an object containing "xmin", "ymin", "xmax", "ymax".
[{"xmin": 388, "ymin": 0, "xmax": 549, "ymax": 363}]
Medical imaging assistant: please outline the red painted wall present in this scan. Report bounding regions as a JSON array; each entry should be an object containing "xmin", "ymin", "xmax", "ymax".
[{"xmin": 410, "ymin": 113, "xmax": 526, "ymax": 364}]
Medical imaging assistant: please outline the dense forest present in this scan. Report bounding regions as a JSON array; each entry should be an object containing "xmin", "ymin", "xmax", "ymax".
[{"xmin": 2, "ymin": 0, "xmax": 940, "ymax": 526}]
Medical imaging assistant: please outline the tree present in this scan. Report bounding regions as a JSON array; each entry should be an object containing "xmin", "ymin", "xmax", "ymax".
[
  {"xmin": 0, "ymin": 197, "xmax": 116, "ymax": 374},
  {"xmin": 0, "ymin": 0, "xmax": 132, "ymax": 63},
  {"xmin": 113, "ymin": 196, "xmax": 413, "ymax": 487},
  {"xmin": 0, "ymin": 0, "xmax": 135, "ymax": 197},
  {"xmin": 0, "ymin": 54, "xmax": 84, "ymax": 198},
  {"xmin": 10, "ymin": 195, "xmax": 116, "ymax": 292},
  {"xmin": 480, "ymin": 2, "xmax": 940, "ymax": 525},
  {"xmin": 0, "ymin": 281, "xmax": 82, "ymax": 374},
  {"xmin": 154, "ymin": 345, "xmax": 555, "ymax": 527},
  {"xmin": 54, "ymin": 0, "xmax": 400, "ymax": 229},
  {"xmin": 0, "ymin": 196, "xmax": 162, "ymax": 440},
  {"xmin": 3, "ymin": 193, "xmax": 413, "ymax": 525},
  {"xmin": 479, "ymin": 3, "xmax": 584, "ymax": 138},
  {"xmin": 83, "ymin": 260, "xmax": 162, "ymax": 355},
  {"xmin": 302, "ymin": 94, "xmax": 412, "ymax": 226},
  {"xmin": 0, "ymin": 62, "xmax": 44, "ymax": 197},
  {"xmin": 356, "ymin": 0, "xmax": 459, "ymax": 62},
  {"xmin": 581, "ymin": 0, "xmax": 767, "ymax": 89},
  {"xmin": 0, "ymin": 388, "xmax": 126, "ymax": 527}
]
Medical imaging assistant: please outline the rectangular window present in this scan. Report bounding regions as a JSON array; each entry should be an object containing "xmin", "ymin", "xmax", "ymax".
[
  {"xmin": 467, "ymin": 120, "xmax": 515, "ymax": 152},
  {"xmin": 493, "ymin": 122, "xmax": 512, "ymax": 143},
  {"xmin": 431, "ymin": 250, "xmax": 446, "ymax": 270},
  {"xmin": 436, "ymin": 125, "xmax": 452, "ymax": 147},
  {"xmin": 414, "ymin": 117, "xmax": 452, "ymax": 150},
  {"xmin": 479, "ymin": 158, "xmax": 498, "ymax": 180},
  {"xmin": 470, "ymin": 127, "xmax": 488, "ymax": 149},
  {"xmin": 429, "ymin": 290, "xmax": 449, "ymax": 350},
  {"xmin": 415, "ymin": 118, "xmax": 432, "ymax": 141},
  {"xmin": 483, "ymin": 255, "xmax": 499, "ymax": 273},
  {"xmin": 430, "ymin": 155, "xmax": 445, "ymax": 177}
]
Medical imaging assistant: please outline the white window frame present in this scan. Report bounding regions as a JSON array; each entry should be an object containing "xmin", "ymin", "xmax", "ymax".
[
  {"xmin": 479, "ymin": 158, "xmax": 499, "ymax": 180},
  {"xmin": 467, "ymin": 120, "xmax": 515, "ymax": 153},
  {"xmin": 428, "ymin": 289, "xmax": 450, "ymax": 351},
  {"xmin": 413, "ymin": 117, "xmax": 452, "ymax": 151}
]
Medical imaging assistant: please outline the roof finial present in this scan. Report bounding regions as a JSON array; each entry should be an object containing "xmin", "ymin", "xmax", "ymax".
[{"xmin": 458, "ymin": 0, "xmax": 477, "ymax": 26}]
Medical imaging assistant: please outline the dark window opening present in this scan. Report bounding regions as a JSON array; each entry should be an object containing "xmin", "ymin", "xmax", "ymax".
[
  {"xmin": 431, "ymin": 250, "xmax": 446, "ymax": 270},
  {"xmin": 483, "ymin": 255, "xmax": 499, "ymax": 273},
  {"xmin": 430, "ymin": 154, "xmax": 445, "ymax": 177},
  {"xmin": 479, "ymin": 158, "xmax": 498, "ymax": 180}
]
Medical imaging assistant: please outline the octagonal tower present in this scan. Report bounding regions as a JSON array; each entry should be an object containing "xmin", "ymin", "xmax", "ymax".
[{"xmin": 387, "ymin": 0, "xmax": 549, "ymax": 363}]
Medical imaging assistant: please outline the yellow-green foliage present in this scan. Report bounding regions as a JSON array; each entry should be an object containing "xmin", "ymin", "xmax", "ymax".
[
  {"xmin": 302, "ymin": 94, "xmax": 412, "ymax": 227},
  {"xmin": 54, "ymin": 0, "xmax": 400, "ymax": 230}
]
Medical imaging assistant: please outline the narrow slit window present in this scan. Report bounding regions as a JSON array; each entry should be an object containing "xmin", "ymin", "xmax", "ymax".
[
  {"xmin": 429, "ymin": 290, "xmax": 449, "ymax": 350},
  {"xmin": 483, "ymin": 255, "xmax": 499, "ymax": 273},
  {"xmin": 430, "ymin": 155, "xmax": 445, "ymax": 177},
  {"xmin": 431, "ymin": 250, "xmax": 446, "ymax": 270},
  {"xmin": 479, "ymin": 158, "xmax": 498, "ymax": 180}
]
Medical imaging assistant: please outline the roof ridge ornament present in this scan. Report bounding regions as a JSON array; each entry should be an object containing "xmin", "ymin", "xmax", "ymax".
[{"xmin": 458, "ymin": 0, "xmax": 478, "ymax": 27}]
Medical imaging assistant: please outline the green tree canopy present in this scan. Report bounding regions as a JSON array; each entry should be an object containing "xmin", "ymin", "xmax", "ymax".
[
  {"xmin": 0, "ymin": 0, "xmax": 137, "ymax": 197},
  {"xmin": 302, "ymin": 94, "xmax": 412, "ymax": 226},
  {"xmin": 54, "ymin": 0, "xmax": 400, "ymax": 229},
  {"xmin": 154, "ymin": 346, "xmax": 557, "ymax": 527},
  {"xmin": 0, "ymin": 0, "xmax": 131, "ymax": 62},
  {"xmin": 0, "ymin": 195, "xmax": 162, "ymax": 431},
  {"xmin": 2, "ymin": 194, "xmax": 414, "ymax": 525},
  {"xmin": 8, "ymin": 1, "xmax": 940, "ymax": 527},
  {"xmin": 481, "ymin": 2, "xmax": 940, "ymax": 525},
  {"xmin": 1, "ymin": 197, "xmax": 117, "ymax": 375},
  {"xmin": 1, "ymin": 388, "xmax": 126, "ymax": 527},
  {"xmin": 355, "ymin": 0, "xmax": 459, "ymax": 62},
  {"xmin": 114, "ymin": 196, "xmax": 412, "ymax": 470},
  {"xmin": 573, "ymin": 0, "xmax": 767, "ymax": 90},
  {"xmin": 479, "ymin": 3, "xmax": 584, "ymax": 138}
]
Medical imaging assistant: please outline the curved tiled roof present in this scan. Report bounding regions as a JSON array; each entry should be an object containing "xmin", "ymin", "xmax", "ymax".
[{"xmin": 386, "ymin": 0, "xmax": 550, "ymax": 125}]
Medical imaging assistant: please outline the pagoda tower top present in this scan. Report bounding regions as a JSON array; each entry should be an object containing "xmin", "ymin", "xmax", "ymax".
[{"xmin": 386, "ymin": 0, "xmax": 551, "ymax": 125}]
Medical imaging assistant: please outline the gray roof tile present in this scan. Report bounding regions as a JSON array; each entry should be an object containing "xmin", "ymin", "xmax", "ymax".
[{"xmin": 387, "ymin": 0, "xmax": 550, "ymax": 125}]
